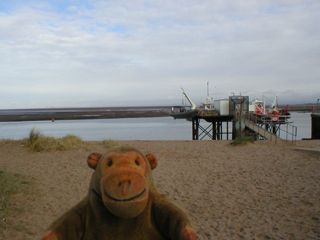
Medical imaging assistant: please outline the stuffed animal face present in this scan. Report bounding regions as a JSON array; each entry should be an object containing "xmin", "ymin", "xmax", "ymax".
[{"xmin": 87, "ymin": 147, "xmax": 157, "ymax": 219}]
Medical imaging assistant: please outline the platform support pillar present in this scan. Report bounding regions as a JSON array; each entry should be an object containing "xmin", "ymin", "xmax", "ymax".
[
  {"xmin": 217, "ymin": 121, "xmax": 222, "ymax": 140},
  {"xmin": 311, "ymin": 114, "xmax": 320, "ymax": 139},
  {"xmin": 212, "ymin": 122, "xmax": 216, "ymax": 140},
  {"xmin": 192, "ymin": 118, "xmax": 199, "ymax": 140},
  {"xmin": 191, "ymin": 116, "xmax": 233, "ymax": 140},
  {"xmin": 226, "ymin": 121, "xmax": 229, "ymax": 140}
]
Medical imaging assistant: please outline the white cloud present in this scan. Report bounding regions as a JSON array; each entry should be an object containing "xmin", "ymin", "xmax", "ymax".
[{"xmin": 0, "ymin": 0, "xmax": 319, "ymax": 109}]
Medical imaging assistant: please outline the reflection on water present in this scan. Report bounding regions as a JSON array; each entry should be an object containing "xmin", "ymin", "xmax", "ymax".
[{"xmin": 0, "ymin": 112, "xmax": 312, "ymax": 141}]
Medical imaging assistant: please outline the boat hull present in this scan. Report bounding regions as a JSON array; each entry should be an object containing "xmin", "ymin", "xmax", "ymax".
[
  {"xmin": 250, "ymin": 113, "xmax": 291, "ymax": 123},
  {"xmin": 169, "ymin": 109, "xmax": 199, "ymax": 119}
]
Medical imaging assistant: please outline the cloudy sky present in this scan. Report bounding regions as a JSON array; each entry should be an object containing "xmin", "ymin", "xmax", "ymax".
[{"xmin": 1, "ymin": 0, "xmax": 319, "ymax": 109}]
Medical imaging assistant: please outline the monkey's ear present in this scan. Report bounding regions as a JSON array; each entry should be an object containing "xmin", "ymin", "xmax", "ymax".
[
  {"xmin": 41, "ymin": 231, "xmax": 58, "ymax": 240},
  {"xmin": 87, "ymin": 153, "xmax": 103, "ymax": 170},
  {"xmin": 146, "ymin": 154, "xmax": 158, "ymax": 170}
]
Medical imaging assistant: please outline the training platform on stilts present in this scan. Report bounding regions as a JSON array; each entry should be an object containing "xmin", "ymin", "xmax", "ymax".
[
  {"xmin": 171, "ymin": 93, "xmax": 297, "ymax": 141},
  {"xmin": 192, "ymin": 115, "xmax": 233, "ymax": 140}
]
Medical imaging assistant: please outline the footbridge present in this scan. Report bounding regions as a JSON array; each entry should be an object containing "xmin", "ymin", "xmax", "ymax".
[{"xmin": 243, "ymin": 118, "xmax": 282, "ymax": 143}]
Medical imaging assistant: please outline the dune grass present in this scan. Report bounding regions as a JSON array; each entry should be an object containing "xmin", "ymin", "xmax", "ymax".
[
  {"xmin": 102, "ymin": 139, "xmax": 120, "ymax": 148},
  {"xmin": 0, "ymin": 170, "xmax": 33, "ymax": 232},
  {"xmin": 23, "ymin": 128, "xmax": 88, "ymax": 152},
  {"xmin": 230, "ymin": 136, "xmax": 255, "ymax": 146},
  {"xmin": 0, "ymin": 128, "xmax": 121, "ymax": 152}
]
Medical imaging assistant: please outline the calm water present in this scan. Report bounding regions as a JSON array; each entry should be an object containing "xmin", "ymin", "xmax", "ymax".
[{"xmin": 0, "ymin": 112, "xmax": 312, "ymax": 141}]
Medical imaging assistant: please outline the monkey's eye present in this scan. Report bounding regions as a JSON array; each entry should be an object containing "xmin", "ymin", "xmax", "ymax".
[
  {"xmin": 108, "ymin": 160, "xmax": 113, "ymax": 167},
  {"xmin": 135, "ymin": 160, "xmax": 140, "ymax": 166}
]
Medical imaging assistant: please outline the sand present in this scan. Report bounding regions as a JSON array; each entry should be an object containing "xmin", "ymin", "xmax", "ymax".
[{"xmin": 1, "ymin": 140, "xmax": 319, "ymax": 240}]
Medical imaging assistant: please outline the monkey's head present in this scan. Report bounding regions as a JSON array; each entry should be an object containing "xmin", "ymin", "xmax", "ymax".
[{"xmin": 87, "ymin": 146, "xmax": 157, "ymax": 219}]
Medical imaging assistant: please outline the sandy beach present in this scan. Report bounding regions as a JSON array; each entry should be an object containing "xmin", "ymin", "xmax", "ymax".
[{"xmin": 1, "ymin": 139, "xmax": 319, "ymax": 239}]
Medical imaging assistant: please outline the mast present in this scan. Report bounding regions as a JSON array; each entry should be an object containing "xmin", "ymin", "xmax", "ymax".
[{"xmin": 271, "ymin": 95, "xmax": 278, "ymax": 111}]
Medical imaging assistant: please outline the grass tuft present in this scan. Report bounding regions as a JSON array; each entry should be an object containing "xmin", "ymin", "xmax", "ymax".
[
  {"xmin": 27, "ymin": 128, "xmax": 44, "ymax": 152},
  {"xmin": 2, "ymin": 129, "xmax": 121, "ymax": 152},
  {"xmin": 0, "ymin": 139, "xmax": 19, "ymax": 145},
  {"xmin": 230, "ymin": 136, "xmax": 255, "ymax": 146},
  {"xmin": 24, "ymin": 129, "xmax": 88, "ymax": 152},
  {"xmin": 102, "ymin": 139, "xmax": 120, "ymax": 148},
  {"xmin": 59, "ymin": 134, "xmax": 87, "ymax": 150}
]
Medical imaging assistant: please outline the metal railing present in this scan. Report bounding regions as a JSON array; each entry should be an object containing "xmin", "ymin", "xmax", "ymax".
[
  {"xmin": 278, "ymin": 123, "xmax": 297, "ymax": 142},
  {"xmin": 245, "ymin": 113, "xmax": 297, "ymax": 142}
]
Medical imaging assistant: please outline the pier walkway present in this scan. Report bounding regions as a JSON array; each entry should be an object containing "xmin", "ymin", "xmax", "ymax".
[
  {"xmin": 190, "ymin": 114, "xmax": 291, "ymax": 141},
  {"xmin": 244, "ymin": 118, "xmax": 282, "ymax": 143}
]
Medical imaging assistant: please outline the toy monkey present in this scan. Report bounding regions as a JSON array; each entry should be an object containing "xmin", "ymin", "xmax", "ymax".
[{"xmin": 42, "ymin": 146, "xmax": 197, "ymax": 240}]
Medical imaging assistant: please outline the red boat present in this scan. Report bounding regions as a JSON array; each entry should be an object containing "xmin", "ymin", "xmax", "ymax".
[{"xmin": 249, "ymin": 96, "xmax": 291, "ymax": 123}]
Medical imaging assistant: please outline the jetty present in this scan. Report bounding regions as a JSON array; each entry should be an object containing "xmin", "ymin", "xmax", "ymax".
[{"xmin": 171, "ymin": 93, "xmax": 297, "ymax": 142}]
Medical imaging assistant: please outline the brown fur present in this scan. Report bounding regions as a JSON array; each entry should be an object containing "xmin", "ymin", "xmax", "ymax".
[{"xmin": 41, "ymin": 146, "xmax": 197, "ymax": 240}]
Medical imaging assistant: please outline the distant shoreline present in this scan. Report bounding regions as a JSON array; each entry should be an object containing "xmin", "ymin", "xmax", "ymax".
[
  {"xmin": 0, "ymin": 104, "xmax": 316, "ymax": 122},
  {"xmin": 0, "ymin": 106, "xmax": 172, "ymax": 122}
]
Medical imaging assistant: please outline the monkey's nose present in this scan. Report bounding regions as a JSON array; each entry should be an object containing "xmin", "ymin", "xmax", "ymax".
[
  {"xmin": 119, "ymin": 180, "xmax": 131, "ymax": 198},
  {"xmin": 118, "ymin": 180, "xmax": 131, "ymax": 187}
]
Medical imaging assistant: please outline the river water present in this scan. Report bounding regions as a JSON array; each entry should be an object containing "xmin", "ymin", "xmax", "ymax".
[{"xmin": 0, "ymin": 112, "xmax": 312, "ymax": 141}]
